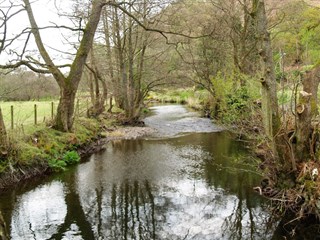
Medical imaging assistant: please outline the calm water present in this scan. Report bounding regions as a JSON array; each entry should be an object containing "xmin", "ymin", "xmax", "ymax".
[{"xmin": 0, "ymin": 105, "xmax": 278, "ymax": 239}]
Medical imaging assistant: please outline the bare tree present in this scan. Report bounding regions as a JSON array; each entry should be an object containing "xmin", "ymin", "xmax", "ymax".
[{"xmin": 20, "ymin": 0, "xmax": 107, "ymax": 131}]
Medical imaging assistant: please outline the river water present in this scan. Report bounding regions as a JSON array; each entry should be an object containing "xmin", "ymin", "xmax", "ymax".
[{"xmin": 0, "ymin": 105, "xmax": 279, "ymax": 239}]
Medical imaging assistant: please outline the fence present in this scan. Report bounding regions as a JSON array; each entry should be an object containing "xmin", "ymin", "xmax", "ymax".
[{"xmin": 0, "ymin": 98, "xmax": 91, "ymax": 131}]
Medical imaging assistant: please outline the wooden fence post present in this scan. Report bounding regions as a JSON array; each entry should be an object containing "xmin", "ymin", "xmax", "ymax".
[
  {"xmin": 0, "ymin": 107, "xmax": 7, "ymax": 147},
  {"xmin": 34, "ymin": 104, "xmax": 37, "ymax": 125},
  {"xmin": 77, "ymin": 99, "xmax": 80, "ymax": 116},
  {"xmin": 10, "ymin": 105, "xmax": 13, "ymax": 129},
  {"xmin": 51, "ymin": 102, "xmax": 54, "ymax": 119}
]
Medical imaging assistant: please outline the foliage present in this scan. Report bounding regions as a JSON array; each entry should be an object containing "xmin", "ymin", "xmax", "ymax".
[
  {"xmin": 209, "ymin": 74, "xmax": 259, "ymax": 125},
  {"xmin": 272, "ymin": 1, "xmax": 320, "ymax": 65},
  {"xmin": 48, "ymin": 158, "xmax": 67, "ymax": 172},
  {"xmin": 278, "ymin": 90, "xmax": 291, "ymax": 105},
  {"xmin": 148, "ymin": 88, "xmax": 195, "ymax": 105},
  {"xmin": 48, "ymin": 151, "xmax": 80, "ymax": 172},
  {"xmin": 62, "ymin": 151, "xmax": 80, "ymax": 164}
]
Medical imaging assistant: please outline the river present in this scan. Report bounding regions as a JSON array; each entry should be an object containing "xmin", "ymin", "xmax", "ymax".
[{"xmin": 0, "ymin": 105, "xmax": 281, "ymax": 239}]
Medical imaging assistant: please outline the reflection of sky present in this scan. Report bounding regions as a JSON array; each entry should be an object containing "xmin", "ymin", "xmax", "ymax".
[
  {"xmin": 10, "ymin": 182, "xmax": 67, "ymax": 240},
  {"xmin": 155, "ymin": 178, "xmax": 269, "ymax": 239},
  {"xmin": 156, "ymin": 179, "xmax": 231, "ymax": 239}
]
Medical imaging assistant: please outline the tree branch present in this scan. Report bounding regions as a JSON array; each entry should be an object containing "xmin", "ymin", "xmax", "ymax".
[{"xmin": 109, "ymin": 2, "xmax": 213, "ymax": 44}]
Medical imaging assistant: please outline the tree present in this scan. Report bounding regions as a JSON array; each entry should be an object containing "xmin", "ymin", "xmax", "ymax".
[
  {"xmin": 211, "ymin": 0, "xmax": 260, "ymax": 76},
  {"xmin": 0, "ymin": 0, "xmax": 18, "ymax": 149},
  {"xmin": 295, "ymin": 66, "xmax": 320, "ymax": 160},
  {"xmin": 253, "ymin": 0, "xmax": 282, "ymax": 160},
  {"xmin": 102, "ymin": 1, "xmax": 172, "ymax": 122},
  {"xmin": 86, "ymin": 46, "xmax": 108, "ymax": 117},
  {"xmin": 22, "ymin": 0, "xmax": 106, "ymax": 131}
]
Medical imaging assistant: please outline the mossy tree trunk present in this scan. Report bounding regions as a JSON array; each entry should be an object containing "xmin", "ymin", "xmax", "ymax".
[
  {"xmin": 295, "ymin": 67, "xmax": 320, "ymax": 160},
  {"xmin": 54, "ymin": 86, "xmax": 77, "ymax": 132},
  {"xmin": 253, "ymin": 0, "xmax": 283, "ymax": 161},
  {"xmin": 23, "ymin": 0, "xmax": 105, "ymax": 132}
]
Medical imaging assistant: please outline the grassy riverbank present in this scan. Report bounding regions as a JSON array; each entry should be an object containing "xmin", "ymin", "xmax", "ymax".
[{"xmin": 0, "ymin": 110, "xmax": 121, "ymax": 189}]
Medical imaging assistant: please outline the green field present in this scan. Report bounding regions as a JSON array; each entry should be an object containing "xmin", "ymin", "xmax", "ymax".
[
  {"xmin": 0, "ymin": 97, "xmax": 92, "ymax": 130},
  {"xmin": 0, "ymin": 101, "xmax": 58, "ymax": 128}
]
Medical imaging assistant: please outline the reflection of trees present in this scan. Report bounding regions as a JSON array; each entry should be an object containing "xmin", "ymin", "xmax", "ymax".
[
  {"xmin": 0, "ymin": 210, "xmax": 9, "ymax": 239},
  {"xmin": 111, "ymin": 139, "xmax": 144, "ymax": 153},
  {"xmin": 0, "ymin": 190, "xmax": 15, "ymax": 233},
  {"xmin": 221, "ymin": 173, "xmax": 271, "ymax": 240},
  {"xmin": 48, "ymin": 173, "xmax": 95, "ymax": 240},
  {"xmin": 108, "ymin": 180, "xmax": 156, "ymax": 240}
]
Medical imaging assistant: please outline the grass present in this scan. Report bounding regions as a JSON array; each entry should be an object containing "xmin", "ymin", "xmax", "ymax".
[
  {"xmin": 0, "ymin": 100, "xmax": 58, "ymax": 128},
  {"xmin": 0, "ymin": 94, "xmax": 119, "ymax": 175},
  {"xmin": 147, "ymin": 88, "xmax": 209, "ymax": 110},
  {"xmin": 1, "ymin": 114, "xmax": 109, "ymax": 173},
  {"xmin": 0, "ymin": 94, "xmax": 93, "ymax": 131}
]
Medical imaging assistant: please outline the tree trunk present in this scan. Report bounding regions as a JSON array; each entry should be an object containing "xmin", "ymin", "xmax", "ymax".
[
  {"xmin": 103, "ymin": 9, "xmax": 119, "ymax": 106},
  {"xmin": 295, "ymin": 67, "xmax": 320, "ymax": 160},
  {"xmin": 254, "ymin": 0, "xmax": 281, "ymax": 159},
  {"xmin": 112, "ymin": 7, "xmax": 126, "ymax": 109},
  {"xmin": 86, "ymin": 49, "xmax": 108, "ymax": 118},
  {"xmin": 24, "ymin": 0, "xmax": 105, "ymax": 132},
  {"xmin": 55, "ymin": 87, "xmax": 77, "ymax": 132},
  {"xmin": 302, "ymin": 67, "xmax": 320, "ymax": 116},
  {"xmin": 126, "ymin": 6, "xmax": 135, "ymax": 120}
]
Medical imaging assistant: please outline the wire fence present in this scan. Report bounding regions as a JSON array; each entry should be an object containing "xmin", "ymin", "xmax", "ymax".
[{"xmin": 0, "ymin": 97, "xmax": 92, "ymax": 133}]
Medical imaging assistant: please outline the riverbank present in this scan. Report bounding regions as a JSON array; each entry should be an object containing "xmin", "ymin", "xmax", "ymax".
[{"xmin": 0, "ymin": 111, "xmax": 157, "ymax": 191}]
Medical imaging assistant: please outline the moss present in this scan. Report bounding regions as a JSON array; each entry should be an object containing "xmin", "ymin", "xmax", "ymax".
[
  {"xmin": 0, "ymin": 113, "xmax": 112, "ymax": 175},
  {"xmin": 304, "ymin": 180, "xmax": 317, "ymax": 194},
  {"xmin": 16, "ymin": 142, "xmax": 49, "ymax": 166}
]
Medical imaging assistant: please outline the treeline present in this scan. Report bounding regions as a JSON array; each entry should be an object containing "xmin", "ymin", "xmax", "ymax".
[{"xmin": 0, "ymin": 70, "xmax": 59, "ymax": 101}]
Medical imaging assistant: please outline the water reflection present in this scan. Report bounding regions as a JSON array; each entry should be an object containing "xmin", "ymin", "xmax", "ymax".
[
  {"xmin": 0, "ymin": 105, "xmax": 275, "ymax": 239},
  {"xmin": 10, "ymin": 182, "xmax": 67, "ymax": 240}
]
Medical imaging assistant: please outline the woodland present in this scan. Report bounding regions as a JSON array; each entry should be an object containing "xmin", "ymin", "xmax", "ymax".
[{"xmin": 1, "ymin": 0, "xmax": 320, "ymax": 238}]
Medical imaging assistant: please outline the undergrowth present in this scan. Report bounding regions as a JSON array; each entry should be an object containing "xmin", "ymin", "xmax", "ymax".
[{"xmin": 0, "ymin": 116, "xmax": 110, "ymax": 174}]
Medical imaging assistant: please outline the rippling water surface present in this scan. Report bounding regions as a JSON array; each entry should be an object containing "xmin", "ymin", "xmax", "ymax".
[{"xmin": 0, "ymin": 105, "xmax": 277, "ymax": 239}]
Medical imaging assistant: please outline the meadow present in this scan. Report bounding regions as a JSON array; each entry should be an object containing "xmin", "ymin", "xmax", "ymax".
[
  {"xmin": 0, "ymin": 101, "xmax": 57, "ymax": 127},
  {"xmin": 0, "ymin": 95, "xmax": 91, "ymax": 131}
]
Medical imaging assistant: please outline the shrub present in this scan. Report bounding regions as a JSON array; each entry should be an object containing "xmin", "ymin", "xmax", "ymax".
[
  {"xmin": 62, "ymin": 151, "xmax": 80, "ymax": 165},
  {"xmin": 48, "ymin": 158, "xmax": 67, "ymax": 172},
  {"xmin": 48, "ymin": 151, "xmax": 80, "ymax": 172}
]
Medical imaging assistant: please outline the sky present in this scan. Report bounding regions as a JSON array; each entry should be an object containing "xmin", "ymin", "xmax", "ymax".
[{"xmin": 1, "ymin": 0, "xmax": 79, "ymax": 66}]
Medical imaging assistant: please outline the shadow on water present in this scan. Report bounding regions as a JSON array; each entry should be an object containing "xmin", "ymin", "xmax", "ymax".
[{"xmin": 0, "ymin": 105, "xmax": 293, "ymax": 239}]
